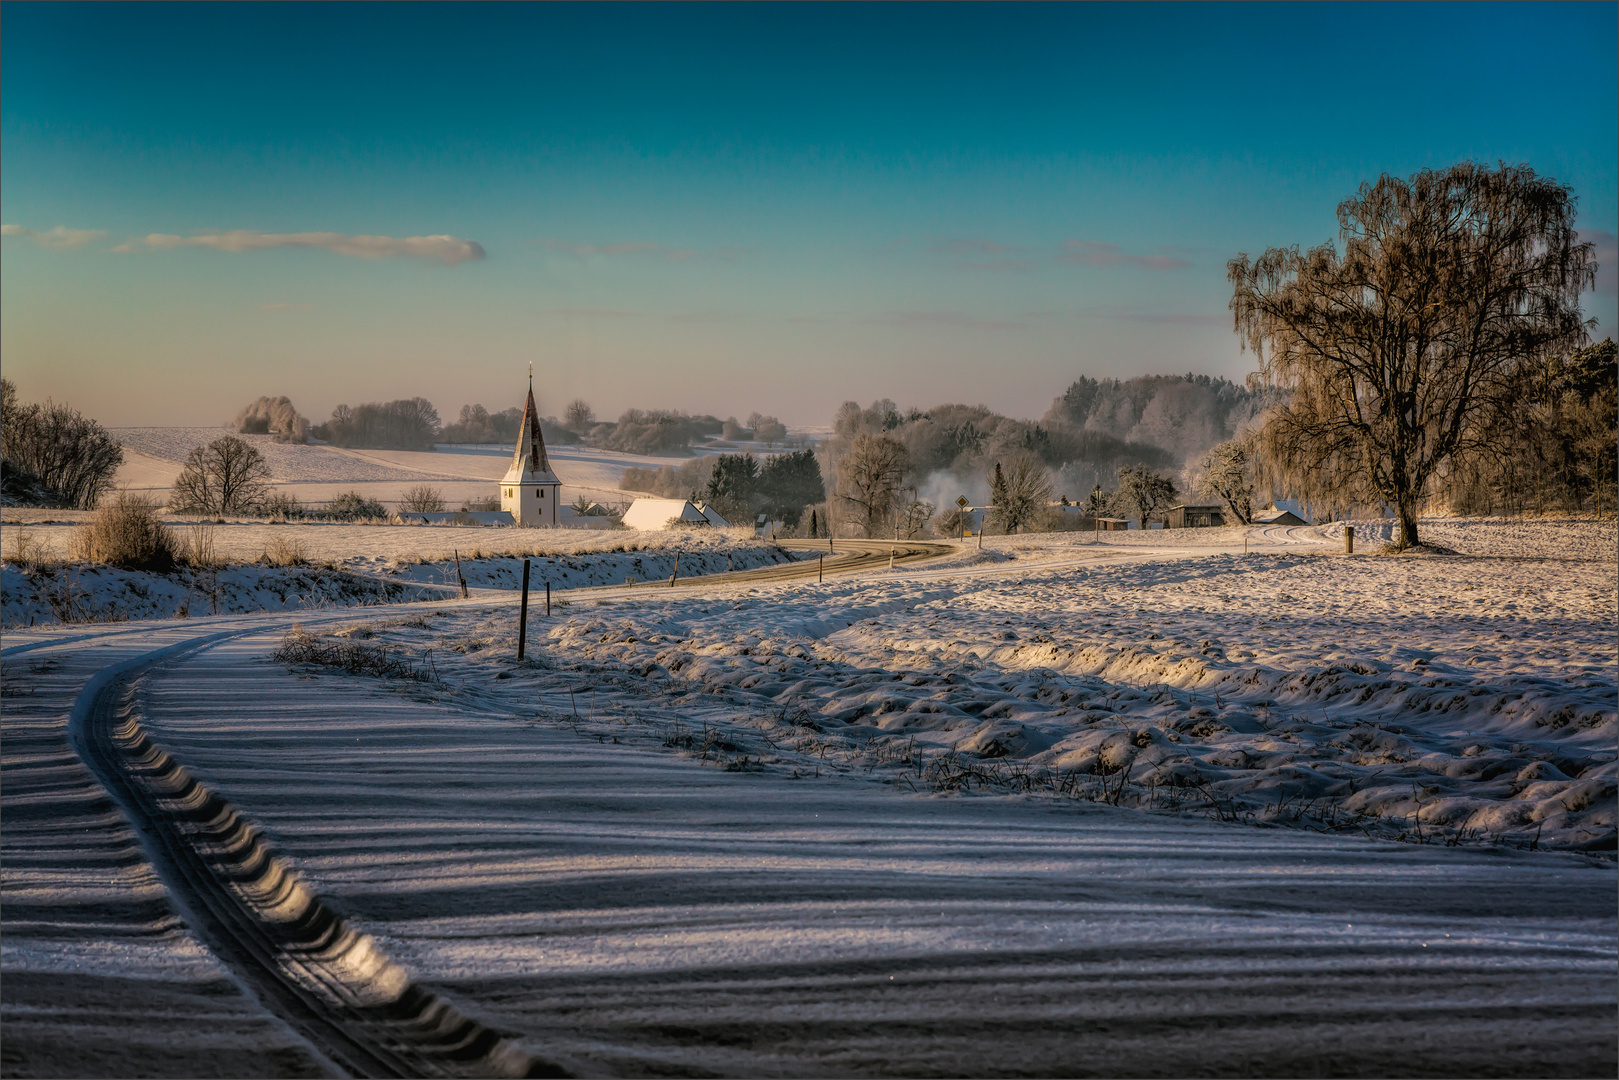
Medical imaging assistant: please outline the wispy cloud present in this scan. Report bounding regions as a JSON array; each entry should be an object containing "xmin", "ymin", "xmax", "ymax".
[
  {"xmin": 1582, "ymin": 228, "xmax": 1617, "ymax": 296},
  {"xmin": 113, "ymin": 231, "xmax": 485, "ymax": 266},
  {"xmin": 1, "ymin": 224, "xmax": 109, "ymax": 250},
  {"xmin": 1059, "ymin": 240, "xmax": 1191, "ymax": 271}
]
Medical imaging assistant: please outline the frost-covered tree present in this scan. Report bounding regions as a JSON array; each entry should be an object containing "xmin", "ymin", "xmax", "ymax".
[
  {"xmin": 990, "ymin": 453, "xmax": 1053, "ymax": 533},
  {"xmin": 1230, "ymin": 162, "xmax": 1595, "ymax": 548},
  {"xmin": 1112, "ymin": 465, "xmax": 1176, "ymax": 529},
  {"xmin": 1194, "ymin": 438, "xmax": 1254, "ymax": 524},
  {"xmin": 564, "ymin": 399, "xmax": 595, "ymax": 430},
  {"xmin": 837, "ymin": 434, "xmax": 909, "ymax": 537}
]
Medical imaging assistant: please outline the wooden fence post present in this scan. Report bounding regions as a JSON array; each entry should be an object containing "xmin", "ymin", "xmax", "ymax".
[
  {"xmin": 517, "ymin": 558, "xmax": 530, "ymax": 660},
  {"xmin": 545, "ymin": 581, "xmax": 551, "ymax": 617},
  {"xmin": 453, "ymin": 550, "xmax": 468, "ymax": 598}
]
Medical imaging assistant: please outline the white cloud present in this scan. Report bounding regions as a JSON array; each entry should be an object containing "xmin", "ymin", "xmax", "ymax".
[
  {"xmin": 114, "ymin": 230, "xmax": 485, "ymax": 266},
  {"xmin": 1, "ymin": 224, "xmax": 109, "ymax": 250}
]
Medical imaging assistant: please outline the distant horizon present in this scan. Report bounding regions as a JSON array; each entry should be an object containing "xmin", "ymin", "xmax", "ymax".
[{"xmin": 4, "ymin": 2, "xmax": 1614, "ymax": 428}]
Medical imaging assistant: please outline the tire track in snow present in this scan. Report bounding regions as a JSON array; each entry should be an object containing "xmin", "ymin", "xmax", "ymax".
[{"xmin": 65, "ymin": 626, "xmax": 563, "ymax": 1079}]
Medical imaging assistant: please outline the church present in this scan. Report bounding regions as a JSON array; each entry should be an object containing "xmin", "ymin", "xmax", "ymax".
[{"xmin": 500, "ymin": 375, "xmax": 561, "ymax": 527}]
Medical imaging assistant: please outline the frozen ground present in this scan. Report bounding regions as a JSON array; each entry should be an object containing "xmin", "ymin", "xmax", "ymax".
[{"xmin": 2, "ymin": 517, "xmax": 1614, "ymax": 1076}]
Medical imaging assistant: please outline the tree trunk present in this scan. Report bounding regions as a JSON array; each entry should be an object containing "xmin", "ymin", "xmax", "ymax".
[{"xmin": 1396, "ymin": 499, "xmax": 1420, "ymax": 550}]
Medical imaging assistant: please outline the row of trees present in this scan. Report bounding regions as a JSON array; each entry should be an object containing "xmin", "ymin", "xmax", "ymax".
[
  {"xmin": 1, "ymin": 378, "xmax": 124, "ymax": 509},
  {"xmin": 310, "ymin": 398, "xmax": 443, "ymax": 451}
]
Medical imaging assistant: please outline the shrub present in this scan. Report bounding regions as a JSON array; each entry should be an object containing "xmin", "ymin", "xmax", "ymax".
[
  {"xmin": 263, "ymin": 491, "xmax": 304, "ymax": 519},
  {"xmin": 71, "ymin": 493, "xmax": 180, "ymax": 571},
  {"xmin": 462, "ymin": 495, "xmax": 501, "ymax": 512},
  {"xmin": 325, "ymin": 491, "xmax": 389, "ymax": 520},
  {"xmin": 400, "ymin": 485, "xmax": 446, "ymax": 513},
  {"xmin": 263, "ymin": 534, "xmax": 308, "ymax": 567}
]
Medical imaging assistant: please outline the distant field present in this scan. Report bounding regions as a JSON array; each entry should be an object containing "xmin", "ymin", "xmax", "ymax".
[{"xmin": 106, "ymin": 427, "xmax": 683, "ymax": 508}]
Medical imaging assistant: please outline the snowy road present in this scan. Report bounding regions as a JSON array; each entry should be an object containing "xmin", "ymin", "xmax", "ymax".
[{"xmin": 3, "ymin": 530, "xmax": 1615, "ymax": 1077}]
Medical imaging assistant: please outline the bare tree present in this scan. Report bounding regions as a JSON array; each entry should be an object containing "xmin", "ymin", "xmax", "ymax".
[
  {"xmin": 754, "ymin": 415, "xmax": 787, "ymax": 446},
  {"xmin": 1112, "ymin": 464, "xmax": 1176, "ymax": 528},
  {"xmin": 836, "ymin": 434, "xmax": 909, "ymax": 537},
  {"xmin": 400, "ymin": 484, "xmax": 446, "ymax": 513},
  {"xmin": 990, "ymin": 452, "xmax": 1053, "ymax": 533},
  {"xmin": 1230, "ymin": 162, "xmax": 1595, "ymax": 548},
  {"xmin": 169, "ymin": 436, "xmax": 271, "ymax": 513},
  {"xmin": 1194, "ymin": 438, "xmax": 1255, "ymax": 524},
  {"xmin": 564, "ymin": 399, "xmax": 595, "ymax": 430}
]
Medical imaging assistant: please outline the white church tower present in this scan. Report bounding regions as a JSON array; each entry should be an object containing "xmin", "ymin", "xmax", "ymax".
[{"xmin": 500, "ymin": 370, "xmax": 561, "ymax": 527}]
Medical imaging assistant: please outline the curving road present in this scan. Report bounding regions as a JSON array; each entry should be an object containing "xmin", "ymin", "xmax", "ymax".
[{"xmin": 3, "ymin": 533, "xmax": 1614, "ymax": 1078}]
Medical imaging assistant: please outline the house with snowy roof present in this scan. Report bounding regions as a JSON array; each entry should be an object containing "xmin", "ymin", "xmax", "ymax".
[{"xmin": 620, "ymin": 498, "xmax": 730, "ymax": 530}]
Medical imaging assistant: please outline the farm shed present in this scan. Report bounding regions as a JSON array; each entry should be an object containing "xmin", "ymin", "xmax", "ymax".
[
  {"xmin": 1253, "ymin": 507, "xmax": 1308, "ymax": 525},
  {"xmin": 621, "ymin": 498, "xmax": 730, "ymax": 530},
  {"xmin": 1166, "ymin": 504, "xmax": 1226, "ymax": 529}
]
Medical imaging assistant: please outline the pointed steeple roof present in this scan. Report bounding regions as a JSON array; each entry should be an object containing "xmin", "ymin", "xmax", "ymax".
[{"xmin": 503, "ymin": 374, "xmax": 559, "ymax": 485}]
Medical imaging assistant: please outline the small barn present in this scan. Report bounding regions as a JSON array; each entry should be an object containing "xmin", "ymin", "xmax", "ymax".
[
  {"xmin": 621, "ymin": 498, "xmax": 730, "ymax": 530},
  {"xmin": 1253, "ymin": 507, "xmax": 1307, "ymax": 526},
  {"xmin": 1166, "ymin": 504, "xmax": 1226, "ymax": 529},
  {"xmin": 1096, "ymin": 517, "xmax": 1130, "ymax": 531}
]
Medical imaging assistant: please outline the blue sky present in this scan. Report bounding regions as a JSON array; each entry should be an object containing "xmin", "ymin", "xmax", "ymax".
[{"xmin": 3, "ymin": 2, "xmax": 1615, "ymax": 427}]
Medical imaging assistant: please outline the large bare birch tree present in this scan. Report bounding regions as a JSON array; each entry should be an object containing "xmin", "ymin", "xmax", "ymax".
[{"xmin": 1229, "ymin": 162, "xmax": 1594, "ymax": 548}]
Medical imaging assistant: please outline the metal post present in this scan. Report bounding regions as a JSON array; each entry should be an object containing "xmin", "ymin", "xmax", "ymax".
[
  {"xmin": 1345, "ymin": 525, "xmax": 1355, "ymax": 555},
  {"xmin": 517, "ymin": 558, "xmax": 530, "ymax": 660}
]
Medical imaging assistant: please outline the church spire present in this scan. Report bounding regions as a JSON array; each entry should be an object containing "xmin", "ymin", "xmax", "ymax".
[{"xmin": 508, "ymin": 369, "xmax": 552, "ymax": 478}]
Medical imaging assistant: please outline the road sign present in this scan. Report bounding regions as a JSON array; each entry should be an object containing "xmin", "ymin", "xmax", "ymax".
[{"xmin": 956, "ymin": 496, "xmax": 968, "ymax": 509}]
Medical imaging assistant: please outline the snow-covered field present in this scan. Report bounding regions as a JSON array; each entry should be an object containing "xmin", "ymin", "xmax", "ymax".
[
  {"xmin": 102, "ymin": 427, "xmax": 681, "ymax": 508},
  {"xmin": 2, "ymin": 517, "xmax": 1614, "ymax": 1076},
  {"xmin": 366, "ymin": 519, "xmax": 1616, "ymax": 853}
]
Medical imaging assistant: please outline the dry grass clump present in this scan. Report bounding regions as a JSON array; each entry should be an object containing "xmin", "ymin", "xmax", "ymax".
[
  {"xmin": 5, "ymin": 528, "xmax": 50, "ymax": 570},
  {"xmin": 69, "ymin": 493, "xmax": 180, "ymax": 571},
  {"xmin": 182, "ymin": 521, "xmax": 220, "ymax": 567},
  {"xmin": 262, "ymin": 534, "xmax": 309, "ymax": 567},
  {"xmin": 272, "ymin": 624, "xmax": 438, "ymax": 682}
]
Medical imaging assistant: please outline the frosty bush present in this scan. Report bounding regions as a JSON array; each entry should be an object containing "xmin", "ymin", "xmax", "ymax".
[
  {"xmin": 71, "ymin": 493, "xmax": 180, "ymax": 571},
  {"xmin": 325, "ymin": 491, "xmax": 389, "ymax": 520}
]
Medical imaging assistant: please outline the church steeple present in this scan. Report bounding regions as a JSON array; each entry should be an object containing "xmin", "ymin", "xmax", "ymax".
[{"xmin": 501, "ymin": 367, "xmax": 560, "ymax": 526}]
